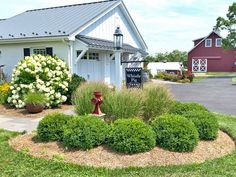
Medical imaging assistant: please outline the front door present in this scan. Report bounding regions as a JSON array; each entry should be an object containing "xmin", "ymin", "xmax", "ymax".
[{"xmin": 192, "ymin": 59, "xmax": 207, "ymax": 72}]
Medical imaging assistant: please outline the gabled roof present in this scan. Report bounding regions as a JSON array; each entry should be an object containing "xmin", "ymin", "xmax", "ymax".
[
  {"xmin": 0, "ymin": 0, "xmax": 147, "ymax": 50},
  {"xmin": 77, "ymin": 35, "xmax": 148, "ymax": 56},
  {"xmin": 189, "ymin": 31, "xmax": 222, "ymax": 53},
  {"xmin": 0, "ymin": 0, "xmax": 119, "ymax": 40}
]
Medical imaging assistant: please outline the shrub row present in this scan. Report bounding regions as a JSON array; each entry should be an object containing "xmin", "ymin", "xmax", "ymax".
[{"xmin": 37, "ymin": 110, "xmax": 218, "ymax": 154}]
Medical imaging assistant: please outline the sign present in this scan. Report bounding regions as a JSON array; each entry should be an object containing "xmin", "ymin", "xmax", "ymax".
[{"xmin": 125, "ymin": 67, "xmax": 143, "ymax": 88}]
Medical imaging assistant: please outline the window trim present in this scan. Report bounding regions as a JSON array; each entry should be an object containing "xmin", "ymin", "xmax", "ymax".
[
  {"xmin": 205, "ymin": 39, "xmax": 212, "ymax": 47},
  {"xmin": 215, "ymin": 38, "xmax": 222, "ymax": 47}
]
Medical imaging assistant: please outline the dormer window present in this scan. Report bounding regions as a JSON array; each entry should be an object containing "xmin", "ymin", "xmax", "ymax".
[
  {"xmin": 216, "ymin": 38, "xmax": 222, "ymax": 47},
  {"xmin": 205, "ymin": 39, "xmax": 212, "ymax": 47}
]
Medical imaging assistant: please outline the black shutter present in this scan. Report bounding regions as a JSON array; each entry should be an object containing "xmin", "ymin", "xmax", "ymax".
[
  {"xmin": 23, "ymin": 48, "xmax": 30, "ymax": 57},
  {"xmin": 46, "ymin": 47, "xmax": 53, "ymax": 56}
]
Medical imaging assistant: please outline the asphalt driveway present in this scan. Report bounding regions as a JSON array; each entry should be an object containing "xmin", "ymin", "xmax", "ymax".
[{"xmin": 169, "ymin": 78, "xmax": 236, "ymax": 116}]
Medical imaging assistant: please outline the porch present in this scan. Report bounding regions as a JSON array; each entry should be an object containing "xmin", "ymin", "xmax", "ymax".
[{"xmin": 72, "ymin": 35, "xmax": 148, "ymax": 86}]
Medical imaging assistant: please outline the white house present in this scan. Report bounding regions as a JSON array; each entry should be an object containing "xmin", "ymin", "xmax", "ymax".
[
  {"xmin": 147, "ymin": 62, "xmax": 183, "ymax": 76},
  {"xmin": 0, "ymin": 0, "xmax": 148, "ymax": 88}
]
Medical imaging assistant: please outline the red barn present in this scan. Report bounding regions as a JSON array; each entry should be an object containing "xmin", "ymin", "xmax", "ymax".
[{"xmin": 188, "ymin": 31, "xmax": 236, "ymax": 72}]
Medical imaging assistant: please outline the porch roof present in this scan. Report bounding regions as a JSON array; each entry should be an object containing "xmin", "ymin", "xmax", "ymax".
[{"xmin": 76, "ymin": 35, "xmax": 148, "ymax": 56}]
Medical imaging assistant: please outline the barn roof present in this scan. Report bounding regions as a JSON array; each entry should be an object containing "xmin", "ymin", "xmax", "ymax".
[
  {"xmin": 0, "ymin": 0, "xmax": 119, "ymax": 40},
  {"xmin": 189, "ymin": 31, "xmax": 222, "ymax": 53}
]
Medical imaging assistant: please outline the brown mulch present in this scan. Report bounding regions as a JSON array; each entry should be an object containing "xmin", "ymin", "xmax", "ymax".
[
  {"xmin": 9, "ymin": 131, "xmax": 235, "ymax": 168},
  {"xmin": 0, "ymin": 104, "xmax": 74, "ymax": 118}
]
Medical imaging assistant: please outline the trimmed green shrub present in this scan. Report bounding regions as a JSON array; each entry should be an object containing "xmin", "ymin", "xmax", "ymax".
[
  {"xmin": 182, "ymin": 110, "xmax": 219, "ymax": 140},
  {"xmin": 73, "ymin": 82, "xmax": 111, "ymax": 115},
  {"xmin": 67, "ymin": 74, "xmax": 86, "ymax": 102},
  {"xmin": 37, "ymin": 113, "xmax": 73, "ymax": 141},
  {"xmin": 63, "ymin": 115, "xmax": 109, "ymax": 150},
  {"xmin": 151, "ymin": 114, "xmax": 199, "ymax": 152},
  {"xmin": 103, "ymin": 89, "xmax": 143, "ymax": 120},
  {"xmin": 142, "ymin": 85, "xmax": 173, "ymax": 121},
  {"xmin": 170, "ymin": 101, "xmax": 208, "ymax": 115},
  {"xmin": 108, "ymin": 119, "xmax": 156, "ymax": 154}
]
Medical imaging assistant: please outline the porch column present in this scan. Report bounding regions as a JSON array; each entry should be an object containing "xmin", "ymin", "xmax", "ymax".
[{"xmin": 115, "ymin": 50, "xmax": 122, "ymax": 90}]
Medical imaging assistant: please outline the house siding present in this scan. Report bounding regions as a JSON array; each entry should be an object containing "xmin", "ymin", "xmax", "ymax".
[
  {"xmin": 0, "ymin": 41, "xmax": 68, "ymax": 76},
  {"xmin": 188, "ymin": 33, "xmax": 236, "ymax": 72},
  {"xmin": 80, "ymin": 6, "xmax": 142, "ymax": 49}
]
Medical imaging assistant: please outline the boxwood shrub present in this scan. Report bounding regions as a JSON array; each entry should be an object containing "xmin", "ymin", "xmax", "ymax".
[
  {"xmin": 182, "ymin": 110, "xmax": 219, "ymax": 140},
  {"xmin": 170, "ymin": 101, "xmax": 208, "ymax": 115},
  {"xmin": 108, "ymin": 118, "xmax": 156, "ymax": 154},
  {"xmin": 37, "ymin": 113, "xmax": 73, "ymax": 142},
  {"xmin": 151, "ymin": 114, "xmax": 199, "ymax": 152},
  {"xmin": 63, "ymin": 115, "xmax": 109, "ymax": 150}
]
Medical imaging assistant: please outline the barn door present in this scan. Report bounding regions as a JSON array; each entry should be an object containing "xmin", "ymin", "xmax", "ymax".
[{"xmin": 192, "ymin": 59, "xmax": 207, "ymax": 72}]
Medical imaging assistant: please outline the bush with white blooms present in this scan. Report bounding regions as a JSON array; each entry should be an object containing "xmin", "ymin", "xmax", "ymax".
[{"xmin": 8, "ymin": 55, "xmax": 71, "ymax": 108}]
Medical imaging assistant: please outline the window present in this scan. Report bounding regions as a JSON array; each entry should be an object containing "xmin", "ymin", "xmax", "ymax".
[
  {"xmin": 81, "ymin": 52, "xmax": 88, "ymax": 60},
  {"xmin": 80, "ymin": 52, "xmax": 99, "ymax": 60},
  {"xmin": 205, "ymin": 39, "xmax": 212, "ymax": 47},
  {"xmin": 216, "ymin": 38, "xmax": 222, "ymax": 47},
  {"xmin": 89, "ymin": 53, "xmax": 99, "ymax": 60},
  {"xmin": 33, "ymin": 48, "xmax": 46, "ymax": 55}
]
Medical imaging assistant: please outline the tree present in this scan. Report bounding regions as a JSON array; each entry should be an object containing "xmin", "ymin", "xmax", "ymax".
[
  {"xmin": 145, "ymin": 50, "xmax": 188, "ymax": 67},
  {"xmin": 216, "ymin": 2, "xmax": 236, "ymax": 49}
]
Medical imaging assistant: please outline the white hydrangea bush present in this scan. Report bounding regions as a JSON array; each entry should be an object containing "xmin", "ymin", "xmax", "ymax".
[{"xmin": 8, "ymin": 55, "xmax": 71, "ymax": 108}]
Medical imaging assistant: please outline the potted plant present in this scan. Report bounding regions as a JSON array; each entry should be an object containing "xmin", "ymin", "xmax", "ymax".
[{"xmin": 24, "ymin": 92, "xmax": 47, "ymax": 113}]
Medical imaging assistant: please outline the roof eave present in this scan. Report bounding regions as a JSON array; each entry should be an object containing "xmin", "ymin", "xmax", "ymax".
[{"xmin": 0, "ymin": 35, "xmax": 69, "ymax": 44}]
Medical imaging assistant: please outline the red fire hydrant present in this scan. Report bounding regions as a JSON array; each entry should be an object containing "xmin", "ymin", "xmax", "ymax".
[{"xmin": 91, "ymin": 91, "xmax": 104, "ymax": 116}]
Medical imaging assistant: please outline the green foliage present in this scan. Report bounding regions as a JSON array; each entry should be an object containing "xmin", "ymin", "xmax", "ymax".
[
  {"xmin": 170, "ymin": 101, "xmax": 209, "ymax": 115},
  {"xmin": 142, "ymin": 85, "xmax": 173, "ymax": 121},
  {"xmin": 145, "ymin": 50, "xmax": 188, "ymax": 67},
  {"xmin": 182, "ymin": 111, "xmax": 219, "ymax": 140},
  {"xmin": 108, "ymin": 119, "xmax": 156, "ymax": 154},
  {"xmin": 24, "ymin": 92, "xmax": 47, "ymax": 106},
  {"xmin": 37, "ymin": 113, "xmax": 73, "ymax": 142},
  {"xmin": 216, "ymin": 2, "xmax": 236, "ymax": 49},
  {"xmin": 151, "ymin": 114, "xmax": 199, "ymax": 152},
  {"xmin": 103, "ymin": 89, "xmax": 143, "ymax": 120},
  {"xmin": 73, "ymin": 82, "xmax": 111, "ymax": 115},
  {"xmin": 67, "ymin": 74, "xmax": 86, "ymax": 102},
  {"xmin": 63, "ymin": 115, "xmax": 109, "ymax": 150}
]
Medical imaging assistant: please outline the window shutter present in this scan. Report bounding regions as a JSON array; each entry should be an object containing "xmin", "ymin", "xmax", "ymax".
[
  {"xmin": 46, "ymin": 47, "xmax": 53, "ymax": 56},
  {"xmin": 23, "ymin": 48, "xmax": 30, "ymax": 57}
]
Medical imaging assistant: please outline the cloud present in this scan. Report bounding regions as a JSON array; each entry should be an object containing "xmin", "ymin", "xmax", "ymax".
[{"xmin": 0, "ymin": 0, "xmax": 235, "ymax": 54}]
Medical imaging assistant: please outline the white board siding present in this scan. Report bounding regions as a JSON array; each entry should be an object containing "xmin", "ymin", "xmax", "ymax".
[
  {"xmin": 0, "ymin": 41, "xmax": 68, "ymax": 76},
  {"xmin": 80, "ymin": 6, "xmax": 142, "ymax": 49}
]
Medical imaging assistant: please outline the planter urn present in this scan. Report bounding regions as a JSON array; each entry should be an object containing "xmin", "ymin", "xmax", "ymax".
[{"xmin": 25, "ymin": 104, "xmax": 44, "ymax": 114}]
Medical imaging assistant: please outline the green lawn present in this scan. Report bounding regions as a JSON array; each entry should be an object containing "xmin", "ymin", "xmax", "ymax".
[
  {"xmin": 1, "ymin": 114, "xmax": 236, "ymax": 177},
  {"xmin": 232, "ymin": 77, "xmax": 236, "ymax": 84},
  {"xmin": 193, "ymin": 77, "xmax": 205, "ymax": 82},
  {"xmin": 207, "ymin": 72, "xmax": 236, "ymax": 77}
]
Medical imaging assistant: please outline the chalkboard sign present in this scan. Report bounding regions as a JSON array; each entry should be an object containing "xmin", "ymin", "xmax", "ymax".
[{"xmin": 125, "ymin": 67, "xmax": 143, "ymax": 89}]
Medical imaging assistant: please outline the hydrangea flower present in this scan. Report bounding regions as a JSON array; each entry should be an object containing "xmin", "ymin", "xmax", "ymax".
[{"xmin": 8, "ymin": 55, "xmax": 71, "ymax": 108}]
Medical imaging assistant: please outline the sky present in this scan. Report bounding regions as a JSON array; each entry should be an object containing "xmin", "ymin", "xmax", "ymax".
[{"xmin": 0, "ymin": 0, "xmax": 234, "ymax": 55}]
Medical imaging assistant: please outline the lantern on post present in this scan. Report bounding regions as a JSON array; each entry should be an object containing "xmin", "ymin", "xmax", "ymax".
[{"xmin": 114, "ymin": 27, "xmax": 123, "ymax": 50}]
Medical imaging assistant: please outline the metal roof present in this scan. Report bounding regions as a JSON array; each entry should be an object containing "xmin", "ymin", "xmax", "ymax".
[
  {"xmin": 77, "ymin": 35, "xmax": 148, "ymax": 56},
  {"xmin": 0, "ymin": 0, "xmax": 119, "ymax": 40}
]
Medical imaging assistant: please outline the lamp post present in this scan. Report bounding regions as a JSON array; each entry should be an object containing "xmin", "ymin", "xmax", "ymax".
[{"xmin": 114, "ymin": 27, "xmax": 123, "ymax": 90}]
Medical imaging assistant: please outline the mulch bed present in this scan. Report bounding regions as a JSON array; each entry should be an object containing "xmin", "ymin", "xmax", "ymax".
[
  {"xmin": 9, "ymin": 131, "xmax": 235, "ymax": 168},
  {"xmin": 0, "ymin": 104, "xmax": 74, "ymax": 119}
]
